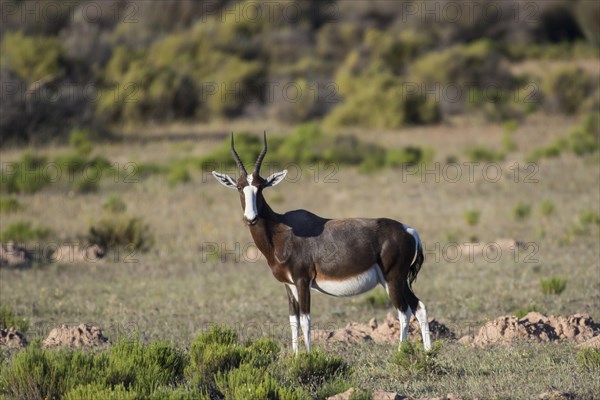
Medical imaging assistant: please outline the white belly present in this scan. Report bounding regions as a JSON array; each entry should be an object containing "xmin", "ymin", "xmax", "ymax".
[{"xmin": 311, "ymin": 265, "xmax": 383, "ymax": 297}]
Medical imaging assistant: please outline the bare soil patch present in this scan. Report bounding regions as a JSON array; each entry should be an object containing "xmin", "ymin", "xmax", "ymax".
[{"xmin": 43, "ymin": 323, "xmax": 108, "ymax": 348}]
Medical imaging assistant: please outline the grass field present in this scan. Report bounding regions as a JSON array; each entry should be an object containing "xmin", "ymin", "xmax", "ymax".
[{"xmin": 1, "ymin": 113, "xmax": 599, "ymax": 398}]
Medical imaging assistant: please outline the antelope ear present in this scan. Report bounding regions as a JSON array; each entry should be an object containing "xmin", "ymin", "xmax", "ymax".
[
  {"xmin": 264, "ymin": 170, "xmax": 287, "ymax": 187},
  {"xmin": 212, "ymin": 171, "xmax": 237, "ymax": 188}
]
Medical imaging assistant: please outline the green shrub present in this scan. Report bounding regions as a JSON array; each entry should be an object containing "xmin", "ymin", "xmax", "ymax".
[
  {"xmin": 579, "ymin": 210, "xmax": 600, "ymax": 225},
  {"xmin": 466, "ymin": 146, "xmax": 505, "ymax": 162},
  {"xmin": 215, "ymin": 363, "xmax": 285, "ymax": 400},
  {"xmin": 543, "ymin": 67, "xmax": 594, "ymax": 114},
  {"xmin": 242, "ymin": 338, "xmax": 280, "ymax": 369},
  {"xmin": 0, "ymin": 32, "xmax": 62, "ymax": 82},
  {"xmin": 285, "ymin": 349, "xmax": 350, "ymax": 388},
  {"xmin": 74, "ymin": 176, "xmax": 99, "ymax": 193},
  {"xmin": 540, "ymin": 200, "xmax": 556, "ymax": 217},
  {"xmin": 65, "ymin": 383, "xmax": 137, "ymax": 400},
  {"xmin": 540, "ymin": 277, "xmax": 567, "ymax": 295},
  {"xmin": 502, "ymin": 132, "xmax": 518, "ymax": 152},
  {"xmin": 0, "ymin": 304, "xmax": 29, "ymax": 332},
  {"xmin": 392, "ymin": 341, "xmax": 442, "ymax": 378},
  {"xmin": 148, "ymin": 385, "xmax": 210, "ymax": 400},
  {"xmin": 103, "ymin": 194, "xmax": 127, "ymax": 213},
  {"xmin": 104, "ymin": 340, "xmax": 187, "ymax": 395},
  {"xmin": 502, "ymin": 120, "xmax": 519, "ymax": 133},
  {"xmin": 567, "ymin": 113, "xmax": 599, "ymax": 156},
  {"xmin": 463, "ymin": 210, "xmax": 481, "ymax": 226},
  {"xmin": 69, "ymin": 129, "xmax": 93, "ymax": 156},
  {"xmin": 0, "ymin": 153, "xmax": 51, "ymax": 194},
  {"xmin": 0, "ymin": 344, "xmax": 108, "ymax": 400},
  {"xmin": 364, "ymin": 288, "xmax": 391, "ymax": 308},
  {"xmin": 578, "ymin": 348, "xmax": 600, "ymax": 371},
  {"xmin": 513, "ymin": 305, "xmax": 538, "ymax": 319},
  {"xmin": 513, "ymin": 202, "xmax": 531, "ymax": 221},
  {"xmin": 1, "ymin": 220, "xmax": 52, "ymax": 243},
  {"xmin": 0, "ymin": 197, "xmax": 23, "ymax": 214},
  {"xmin": 527, "ymin": 143, "xmax": 562, "ymax": 162},
  {"xmin": 87, "ymin": 215, "xmax": 153, "ymax": 252},
  {"xmin": 186, "ymin": 326, "xmax": 243, "ymax": 387}
]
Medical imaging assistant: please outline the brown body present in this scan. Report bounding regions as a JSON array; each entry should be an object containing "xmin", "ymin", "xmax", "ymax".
[{"xmin": 212, "ymin": 133, "xmax": 431, "ymax": 353}]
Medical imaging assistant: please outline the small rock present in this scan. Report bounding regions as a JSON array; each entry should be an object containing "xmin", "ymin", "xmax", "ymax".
[
  {"xmin": 576, "ymin": 335, "xmax": 600, "ymax": 349},
  {"xmin": 458, "ymin": 335, "xmax": 474, "ymax": 345}
]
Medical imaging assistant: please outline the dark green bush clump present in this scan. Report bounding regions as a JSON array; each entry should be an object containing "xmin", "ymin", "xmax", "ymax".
[
  {"xmin": 542, "ymin": 66, "xmax": 594, "ymax": 114},
  {"xmin": 87, "ymin": 215, "xmax": 153, "ymax": 252}
]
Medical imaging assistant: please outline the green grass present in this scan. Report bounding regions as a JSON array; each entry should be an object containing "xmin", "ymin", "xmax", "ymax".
[
  {"xmin": 513, "ymin": 305, "xmax": 539, "ymax": 319},
  {"xmin": 540, "ymin": 277, "xmax": 567, "ymax": 295},
  {"xmin": 578, "ymin": 348, "xmax": 600, "ymax": 371},
  {"xmin": 103, "ymin": 194, "xmax": 127, "ymax": 213},
  {"xmin": 540, "ymin": 200, "xmax": 555, "ymax": 217},
  {"xmin": 465, "ymin": 146, "xmax": 505, "ymax": 162},
  {"xmin": 392, "ymin": 341, "xmax": 442, "ymax": 378}
]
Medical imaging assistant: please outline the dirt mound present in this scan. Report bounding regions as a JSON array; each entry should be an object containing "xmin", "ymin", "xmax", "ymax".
[
  {"xmin": 43, "ymin": 324, "xmax": 108, "ymax": 348},
  {"xmin": 51, "ymin": 244, "xmax": 105, "ymax": 263},
  {"xmin": 463, "ymin": 312, "xmax": 600, "ymax": 346},
  {"xmin": 538, "ymin": 391, "xmax": 575, "ymax": 400},
  {"xmin": 577, "ymin": 335, "xmax": 600, "ymax": 349},
  {"xmin": 0, "ymin": 327, "xmax": 27, "ymax": 348},
  {"xmin": 0, "ymin": 242, "xmax": 32, "ymax": 269},
  {"xmin": 328, "ymin": 388, "xmax": 464, "ymax": 400},
  {"xmin": 315, "ymin": 312, "xmax": 454, "ymax": 345}
]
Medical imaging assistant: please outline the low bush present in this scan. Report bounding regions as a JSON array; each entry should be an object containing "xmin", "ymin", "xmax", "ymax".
[
  {"xmin": 103, "ymin": 194, "xmax": 127, "ymax": 213},
  {"xmin": 0, "ymin": 343, "xmax": 107, "ymax": 400},
  {"xmin": 215, "ymin": 363, "xmax": 288, "ymax": 400},
  {"xmin": 104, "ymin": 340, "xmax": 187, "ymax": 395},
  {"xmin": 513, "ymin": 202, "xmax": 532, "ymax": 221},
  {"xmin": 0, "ymin": 304, "xmax": 30, "ymax": 332},
  {"xmin": 87, "ymin": 215, "xmax": 153, "ymax": 252},
  {"xmin": 65, "ymin": 383, "xmax": 137, "ymax": 400},
  {"xmin": 579, "ymin": 210, "xmax": 600, "ymax": 225},
  {"xmin": 284, "ymin": 349, "xmax": 350, "ymax": 388},
  {"xmin": 0, "ymin": 32, "xmax": 62, "ymax": 82},
  {"xmin": 167, "ymin": 164, "xmax": 191, "ymax": 187},
  {"xmin": 0, "ymin": 220, "xmax": 52, "ymax": 243},
  {"xmin": 513, "ymin": 305, "xmax": 539, "ymax": 319},
  {"xmin": 540, "ymin": 277, "xmax": 567, "ymax": 295},
  {"xmin": 0, "ymin": 197, "xmax": 23, "ymax": 214},
  {"xmin": 567, "ymin": 113, "xmax": 599, "ymax": 156},
  {"xmin": 185, "ymin": 326, "xmax": 244, "ymax": 387},
  {"xmin": 542, "ymin": 66, "xmax": 594, "ymax": 114},
  {"xmin": 466, "ymin": 146, "xmax": 505, "ymax": 162},
  {"xmin": 392, "ymin": 341, "xmax": 442, "ymax": 378},
  {"xmin": 464, "ymin": 210, "xmax": 481, "ymax": 226}
]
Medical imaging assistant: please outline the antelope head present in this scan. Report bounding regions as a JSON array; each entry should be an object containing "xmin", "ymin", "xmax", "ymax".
[{"xmin": 212, "ymin": 132, "xmax": 287, "ymax": 225}]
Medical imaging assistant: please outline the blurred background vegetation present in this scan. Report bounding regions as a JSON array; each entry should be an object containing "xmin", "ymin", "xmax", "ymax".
[{"xmin": 0, "ymin": 0, "xmax": 598, "ymax": 145}]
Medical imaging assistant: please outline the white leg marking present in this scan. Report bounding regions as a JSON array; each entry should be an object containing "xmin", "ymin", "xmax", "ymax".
[
  {"xmin": 300, "ymin": 314, "xmax": 311, "ymax": 352},
  {"xmin": 286, "ymin": 284, "xmax": 298, "ymax": 302},
  {"xmin": 289, "ymin": 315, "xmax": 299, "ymax": 355},
  {"xmin": 415, "ymin": 301, "xmax": 431, "ymax": 351},
  {"xmin": 398, "ymin": 307, "xmax": 411, "ymax": 346}
]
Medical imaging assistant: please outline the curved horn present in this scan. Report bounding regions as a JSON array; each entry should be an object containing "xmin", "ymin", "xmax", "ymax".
[
  {"xmin": 254, "ymin": 131, "xmax": 267, "ymax": 175},
  {"xmin": 230, "ymin": 133, "xmax": 247, "ymax": 175}
]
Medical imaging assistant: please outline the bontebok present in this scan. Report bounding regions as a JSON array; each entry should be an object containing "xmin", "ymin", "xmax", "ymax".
[{"xmin": 212, "ymin": 133, "xmax": 431, "ymax": 353}]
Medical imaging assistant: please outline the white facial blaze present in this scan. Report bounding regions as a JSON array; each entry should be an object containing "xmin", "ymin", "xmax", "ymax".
[{"xmin": 242, "ymin": 184, "xmax": 258, "ymax": 221}]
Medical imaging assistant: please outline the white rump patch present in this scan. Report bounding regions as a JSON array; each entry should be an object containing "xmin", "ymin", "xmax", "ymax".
[{"xmin": 311, "ymin": 265, "xmax": 384, "ymax": 297}]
